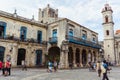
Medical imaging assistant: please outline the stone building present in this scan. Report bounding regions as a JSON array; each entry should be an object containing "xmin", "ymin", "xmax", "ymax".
[
  {"xmin": 101, "ymin": 3, "xmax": 120, "ymax": 65},
  {"xmin": 0, "ymin": 4, "xmax": 101, "ymax": 68}
]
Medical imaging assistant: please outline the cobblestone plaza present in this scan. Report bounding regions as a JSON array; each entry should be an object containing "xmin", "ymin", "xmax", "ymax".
[{"xmin": 0, "ymin": 67, "xmax": 120, "ymax": 80}]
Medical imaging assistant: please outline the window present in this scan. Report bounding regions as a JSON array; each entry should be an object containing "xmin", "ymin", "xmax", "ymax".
[
  {"xmin": 0, "ymin": 26, "xmax": 4, "ymax": 37},
  {"xmin": 37, "ymin": 31, "xmax": 42, "ymax": 43},
  {"xmin": 92, "ymin": 37, "xmax": 96, "ymax": 43},
  {"xmin": 82, "ymin": 30, "xmax": 87, "ymax": 40},
  {"xmin": 52, "ymin": 29, "xmax": 57, "ymax": 37},
  {"xmin": 49, "ymin": 9, "xmax": 55, "ymax": 17},
  {"xmin": 106, "ymin": 30, "xmax": 109, "ymax": 36},
  {"xmin": 20, "ymin": 26, "xmax": 27, "ymax": 41},
  {"xmin": 82, "ymin": 34, "xmax": 87, "ymax": 40},
  {"xmin": 105, "ymin": 7, "xmax": 107, "ymax": 11},
  {"xmin": 92, "ymin": 34, "xmax": 96, "ymax": 43},
  {"xmin": 105, "ymin": 16, "xmax": 108, "ymax": 23},
  {"xmin": 52, "ymin": 29, "xmax": 57, "ymax": 41},
  {"xmin": 69, "ymin": 29, "xmax": 73, "ymax": 36},
  {"xmin": 0, "ymin": 21, "xmax": 6, "ymax": 38}
]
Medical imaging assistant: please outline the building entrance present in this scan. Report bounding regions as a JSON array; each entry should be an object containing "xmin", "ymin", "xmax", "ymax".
[
  {"xmin": 17, "ymin": 48, "xmax": 26, "ymax": 65},
  {"xmin": 0, "ymin": 46, "xmax": 5, "ymax": 62}
]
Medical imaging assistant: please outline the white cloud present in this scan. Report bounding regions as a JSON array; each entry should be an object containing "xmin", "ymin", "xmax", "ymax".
[{"xmin": 0, "ymin": 0, "xmax": 119, "ymax": 41}]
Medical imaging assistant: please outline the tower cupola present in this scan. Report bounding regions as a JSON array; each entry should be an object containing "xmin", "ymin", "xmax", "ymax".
[{"xmin": 102, "ymin": 4, "xmax": 113, "ymax": 13}]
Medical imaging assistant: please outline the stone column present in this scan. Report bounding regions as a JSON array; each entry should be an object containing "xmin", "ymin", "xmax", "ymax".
[
  {"xmin": 59, "ymin": 51, "xmax": 65, "ymax": 68},
  {"xmin": 59, "ymin": 40, "xmax": 69, "ymax": 69},
  {"xmin": 64, "ymin": 50, "xmax": 69, "ymax": 68},
  {"xmin": 73, "ymin": 49, "xmax": 76, "ymax": 67},
  {"xmin": 80, "ymin": 49, "xmax": 83, "ymax": 67},
  {"xmin": 10, "ymin": 44, "xmax": 18, "ymax": 67},
  {"xmin": 86, "ymin": 50, "xmax": 89, "ymax": 67},
  {"xmin": 92, "ymin": 50, "xmax": 94, "ymax": 62}
]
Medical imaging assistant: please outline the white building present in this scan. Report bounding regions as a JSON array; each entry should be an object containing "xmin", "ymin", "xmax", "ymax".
[{"xmin": 102, "ymin": 3, "xmax": 120, "ymax": 65}]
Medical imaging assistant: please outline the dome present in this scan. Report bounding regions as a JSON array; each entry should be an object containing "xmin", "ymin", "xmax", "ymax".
[{"xmin": 115, "ymin": 30, "xmax": 120, "ymax": 34}]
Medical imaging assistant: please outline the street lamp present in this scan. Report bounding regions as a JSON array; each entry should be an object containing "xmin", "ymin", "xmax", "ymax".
[{"xmin": 99, "ymin": 48, "xmax": 104, "ymax": 62}]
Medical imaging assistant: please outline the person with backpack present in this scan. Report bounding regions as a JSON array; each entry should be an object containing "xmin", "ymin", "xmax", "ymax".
[
  {"xmin": 48, "ymin": 60, "xmax": 53, "ymax": 72},
  {"xmin": 101, "ymin": 60, "xmax": 109, "ymax": 80}
]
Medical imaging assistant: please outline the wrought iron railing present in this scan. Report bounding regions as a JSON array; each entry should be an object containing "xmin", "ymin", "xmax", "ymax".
[
  {"xmin": 0, "ymin": 35, "xmax": 47, "ymax": 44},
  {"xmin": 49, "ymin": 37, "xmax": 57, "ymax": 43},
  {"xmin": 66, "ymin": 35, "xmax": 101, "ymax": 49}
]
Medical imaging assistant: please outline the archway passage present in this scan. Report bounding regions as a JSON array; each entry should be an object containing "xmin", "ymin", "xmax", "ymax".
[
  {"xmin": 75, "ymin": 48, "xmax": 80, "ymax": 64},
  {"xmin": 36, "ymin": 50, "xmax": 42, "ymax": 65},
  {"xmin": 93, "ymin": 51, "xmax": 96, "ymax": 62},
  {"xmin": 0, "ymin": 46, "xmax": 5, "ymax": 62},
  {"xmin": 17, "ymin": 48, "xmax": 26, "ymax": 65},
  {"xmin": 48, "ymin": 47, "xmax": 60, "ymax": 62},
  {"xmin": 88, "ymin": 50, "xmax": 92, "ymax": 63},
  {"xmin": 82, "ymin": 49, "xmax": 87, "ymax": 66},
  {"xmin": 68, "ymin": 47, "xmax": 73, "ymax": 64}
]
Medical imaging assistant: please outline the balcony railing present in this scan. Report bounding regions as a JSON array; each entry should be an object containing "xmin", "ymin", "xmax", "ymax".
[
  {"xmin": 66, "ymin": 35, "xmax": 101, "ymax": 49},
  {"xmin": 49, "ymin": 37, "xmax": 57, "ymax": 43},
  {"xmin": 0, "ymin": 35, "xmax": 46, "ymax": 44}
]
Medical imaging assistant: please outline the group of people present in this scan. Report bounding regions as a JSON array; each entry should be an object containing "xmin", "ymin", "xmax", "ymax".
[
  {"xmin": 0, "ymin": 60, "xmax": 11, "ymax": 76},
  {"xmin": 90, "ymin": 60, "xmax": 112, "ymax": 80},
  {"xmin": 47, "ymin": 60, "xmax": 58, "ymax": 72}
]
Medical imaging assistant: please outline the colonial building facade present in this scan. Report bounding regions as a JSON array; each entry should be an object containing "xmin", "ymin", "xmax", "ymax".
[
  {"xmin": 0, "ymin": 4, "xmax": 101, "ymax": 68},
  {"xmin": 102, "ymin": 4, "xmax": 120, "ymax": 65}
]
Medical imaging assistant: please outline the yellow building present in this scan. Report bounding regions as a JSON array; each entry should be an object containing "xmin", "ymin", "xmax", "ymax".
[{"xmin": 0, "ymin": 4, "xmax": 101, "ymax": 68}]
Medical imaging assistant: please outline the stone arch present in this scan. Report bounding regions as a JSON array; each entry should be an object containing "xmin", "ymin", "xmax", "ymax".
[
  {"xmin": 68, "ymin": 47, "xmax": 73, "ymax": 64},
  {"xmin": 17, "ymin": 48, "xmax": 26, "ymax": 65},
  {"xmin": 0, "ymin": 46, "xmax": 5, "ymax": 62},
  {"xmin": 82, "ymin": 49, "xmax": 87, "ymax": 66},
  {"xmin": 75, "ymin": 48, "xmax": 80, "ymax": 64},
  {"xmin": 48, "ymin": 46, "xmax": 60, "ymax": 62},
  {"xmin": 88, "ymin": 50, "xmax": 92, "ymax": 62},
  {"xmin": 93, "ymin": 51, "xmax": 96, "ymax": 62}
]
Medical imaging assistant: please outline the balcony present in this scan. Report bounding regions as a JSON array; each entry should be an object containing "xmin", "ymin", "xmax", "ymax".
[
  {"xmin": 0, "ymin": 35, "xmax": 46, "ymax": 45},
  {"xmin": 66, "ymin": 35, "xmax": 101, "ymax": 49},
  {"xmin": 49, "ymin": 37, "xmax": 57, "ymax": 44}
]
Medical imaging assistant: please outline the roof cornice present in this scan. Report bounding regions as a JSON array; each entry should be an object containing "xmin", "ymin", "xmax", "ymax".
[{"xmin": 0, "ymin": 10, "xmax": 46, "ymax": 28}]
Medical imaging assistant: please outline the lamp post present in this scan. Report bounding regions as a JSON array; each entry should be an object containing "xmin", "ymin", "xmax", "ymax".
[{"xmin": 99, "ymin": 48, "xmax": 104, "ymax": 62}]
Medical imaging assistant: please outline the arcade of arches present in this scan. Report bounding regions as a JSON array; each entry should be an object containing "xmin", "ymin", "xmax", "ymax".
[
  {"xmin": 47, "ymin": 45, "xmax": 98, "ymax": 68},
  {"xmin": 47, "ymin": 47, "xmax": 60, "ymax": 62},
  {"xmin": 68, "ymin": 46, "xmax": 98, "ymax": 67}
]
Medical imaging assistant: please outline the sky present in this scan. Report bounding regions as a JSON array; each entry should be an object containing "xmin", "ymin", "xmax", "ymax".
[{"xmin": 0, "ymin": 0, "xmax": 119, "ymax": 41}]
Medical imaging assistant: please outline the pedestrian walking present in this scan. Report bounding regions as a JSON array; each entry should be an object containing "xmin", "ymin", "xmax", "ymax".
[
  {"xmin": 2, "ymin": 62, "xmax": 5, "ymax": 75},
  {"xmin": 53, "ymin": 60, "xmax": 57, "ymax": 72},
  {"xmin": 101, "ymin": 60, "xmax": 109, "ymax": 80},
  {"xmin": 47, "ymin": 60, "xmax": 53, "ymax": 72},
  {"xmin": 4, "ymin": 61, "xmax": 9, "ymax": 76},
  {"xmin": 96, "ymin": 61, "xmax": 101, "ymax": 77},
  {"xmin": 22, "ymin": 60, "xmax": 27, "ymax": 71},
  {"xmin": 5, "ymin": 60, "xmax": 11, "ymax": 76},
  {"xmin": 0, "ymin": 60, "xmax": 2, "ymax": 75},
  {"xmin": 69, "ymin": 62, "xmax": 73, "ymax": 69}
]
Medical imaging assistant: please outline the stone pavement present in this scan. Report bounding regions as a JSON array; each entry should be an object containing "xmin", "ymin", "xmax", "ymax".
[{"xmin": 0, "ymin": 67, "xmax": 120, "ymax": 80}]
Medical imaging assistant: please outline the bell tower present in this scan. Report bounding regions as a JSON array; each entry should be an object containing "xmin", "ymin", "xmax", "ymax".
[
  {"xmin": 101, "ymin": 4, "xmax": 115, "ymax": 63},
  {"xmin": 38, "ymin": 4, "xmax": 58, "ymax": 24}
]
